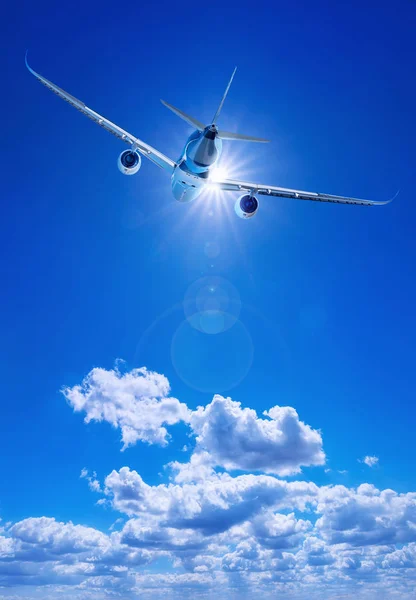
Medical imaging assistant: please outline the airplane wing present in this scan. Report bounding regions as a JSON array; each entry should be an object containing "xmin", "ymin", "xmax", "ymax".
[
  {"xmin": 215, "ymin": 178, "xmax": 395, "ymax": 206},
  {"xmin": 25, "ymin": 54, "xmax": 176, "ymax": 173}
]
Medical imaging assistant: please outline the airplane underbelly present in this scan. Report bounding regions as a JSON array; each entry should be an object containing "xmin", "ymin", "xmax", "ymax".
[{"xmin": 171, "ymin": 167, "xmax": 204, "ymax": 203}]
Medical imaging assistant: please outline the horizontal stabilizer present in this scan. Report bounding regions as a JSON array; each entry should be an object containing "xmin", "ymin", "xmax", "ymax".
[
  {"xmin": 218, "ymin": 130, "xmax": 270, "ymax": 143},
  {"xmin": 161, "ymin": 100, "xmax": 204, "ymax": 131}
]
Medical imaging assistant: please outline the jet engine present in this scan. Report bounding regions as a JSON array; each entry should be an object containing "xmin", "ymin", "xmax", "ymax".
[
  {"xmin": 117, "ymin": 149, "xmax": 141, "ymax": 175},
  {"xmin": 234, "ymin": 194, "xmax": 259, "ymax": 219}
]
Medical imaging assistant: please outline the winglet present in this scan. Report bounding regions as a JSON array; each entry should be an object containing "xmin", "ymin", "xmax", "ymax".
[
  {"xmin": 389, "ymin": 188, "xmax": 400, "ymax": 203},
  {"xmin": 25, "ymin": 50, "xmax": 36, "ymax": 77},
  {"xmin": 376, "ymin": 188, "xmax": 400, "ymax": 206}
]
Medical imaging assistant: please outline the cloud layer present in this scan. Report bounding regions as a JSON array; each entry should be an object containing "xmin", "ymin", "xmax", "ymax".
[
  {"xmin": 3, "ymin": 363, "xmax": 414, "ymax": 599},
  {"xmin": 2, "ymin": 474, "xmax": 416, "ymax": 599}
]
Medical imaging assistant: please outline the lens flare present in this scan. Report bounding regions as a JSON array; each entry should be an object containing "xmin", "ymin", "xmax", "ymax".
[{"xmin": 184, "ymin": 276, "xmax": 241, "ymax": 335}]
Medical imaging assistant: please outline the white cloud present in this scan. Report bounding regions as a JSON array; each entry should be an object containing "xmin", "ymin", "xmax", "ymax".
[
  {"xmin": 64, "ymin": 368, "xmax": 325, "ymax": 478},
  {"xmin": 189, "ymin": 395, "xmax": 325, "ymax": 475},
  {"xmin": 316, "ymin": 484, "xmax": 416, "ymax": 546},
  {"xmin": 0, "ymin": 516, "xmax": 152, "ymax": 592},
  {"xmin": 80, "ymin": 468, "xmax": 102, "ymax": 493},
  {"xmin": 2, "ymin": 490, "xmax": 416, "ymax": 599},
  {"xmin": 168, "ymin": 451, "xmax": 215, "ymax": 484},
  {"xmin": 382, "ymin": 542, "xmax": 416, "ymax": 568},
  {"xmin": 299, "ymin": 536, "xmax": 335, "ymax": 566},
  {"xmin": 250, "ymin": 512, "xmax": 312, "ymax": 550},
  {"xmin": 104, "ymin": 467, "xmax": 318, "ymax": 533},
  {"xmin": 221, "ymin": 539, "xmax": 296, "ymax": 573},
  {"xmin": 9, "ymin": 517, "xmax": 110, "ymax": 555},
  {"xmin": 4, "ymin": 363, "xmax": 414, "ymax": 599},
  {"xmin": 62, "ymin": 364, "xmax": 190, "ymax": 449},
  {"xmin": 360, "ymin": 455, "xmax": 379, "ymax": 468},
  {"xmin": 121, "ymin": 519, "xmax": 206, "ymax": 552}
]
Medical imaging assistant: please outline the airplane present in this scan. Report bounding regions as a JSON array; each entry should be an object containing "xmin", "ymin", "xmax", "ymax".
[{"xmin": 25, "ymin": 55, "xmax": 393, "ymax": 219}]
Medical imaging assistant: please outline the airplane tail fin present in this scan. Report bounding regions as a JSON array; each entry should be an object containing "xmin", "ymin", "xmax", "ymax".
[
  {"xmin": 211, "ymin": 67, "xmax": 237, "ymax": 125},
  {"xmin": 162, "ymin": 68, "xmax": 270, "ymax": 143},
  {"xmin": 212, "ymin": 68, "xmax": 270, "ymax": 143},
  {"xmin": 160, "ymin": 100, "xmax": 205, "ymax": 132}
]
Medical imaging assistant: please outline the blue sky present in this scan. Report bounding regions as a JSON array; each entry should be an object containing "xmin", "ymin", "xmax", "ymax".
[{"xmin": 1, "ymin": 0, "xmax": 416, "ymax": 597}]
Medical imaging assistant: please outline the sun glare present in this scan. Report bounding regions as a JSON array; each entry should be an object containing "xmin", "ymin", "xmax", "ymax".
[{"xmin": 210, "ymin": 166, "xmax": 230, "ymax": 182}]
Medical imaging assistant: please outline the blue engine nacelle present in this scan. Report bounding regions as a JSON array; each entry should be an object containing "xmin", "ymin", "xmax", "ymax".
[
  {"xmin": 117, "ymin": 149, "xmax": 141, "ymax": 175},
  {"xmin": 234, "ymin": 194, "xmax": 259, "ymax": 219}
]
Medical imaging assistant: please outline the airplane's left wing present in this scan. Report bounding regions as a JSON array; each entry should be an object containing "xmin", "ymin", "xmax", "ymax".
[
  {"xmin": 215, "ymin": 177, "xmax": 395, "ymax": 206},
  {"xmin": 25, "ymin": 54, "xmax": 176, "ymax": 173}
]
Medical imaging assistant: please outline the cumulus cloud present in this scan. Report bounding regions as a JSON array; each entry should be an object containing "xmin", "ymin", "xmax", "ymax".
[
  {"xmin": 0, "ymin": 516, "xmax": 151, "ymax": 590},
  {"xmin": 168, "ymin": 451, "xmax": 215, "ymax": 484},
  {"xmin": 250, "ymin": 512, "xmax": 312, "ymax": 550},
  {"xmin": 2, "ymin": 481, "xmax": 416, "ymax": 599},
  {"xmin": 62, "ymin": 365, "xmax": 190, "ymax": 449},
  {"xmin": 4, "ymin": 363, "xmax": 412, "ymax": 599},
  {"xmin": 299, "ymin": 536, "xmax": 335, "ymax": 566},
  {"xmin": 316, "ymin": 484, "xmax": 416, "ymax": 546},
  {"xmin": 121, "ymin": 520, "xmax": 206, "ymax": 552},
  {"xmin": 189, "ymin": 395, "xmax": 325, "ymax": 475},
  {"xmin": 99, "ymin": 468, "xmax": 416, "ymax": 589},
  {"xmin": 9, "ymin": 517, "xmax": 109, "ymax": 556},
  {"xmin": 382, "ymin": 542, "xmax": 416, "ymax": 568},
  {"xmin": 360, "ymin": 455, "xmax": 379, "ymax": 468},
  {"xmin": 221, "ymin": 539, "xmax": 296, "ymax": 573},
  {"xmin": 103, "ymin": 467, "xmax": 318, "ymax": 533},
  {"xmin": 63, "ymin": 366, "xmax": 324, "ymax": 475}
]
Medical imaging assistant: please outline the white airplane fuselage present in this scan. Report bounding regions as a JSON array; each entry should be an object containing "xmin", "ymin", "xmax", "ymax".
[{"xmin": 171, "ymin": 125, "xmax": 223, "ymax": 202}]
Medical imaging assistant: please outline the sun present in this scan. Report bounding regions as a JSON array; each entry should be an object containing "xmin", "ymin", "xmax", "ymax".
[{"xmin": 209, "ymin": 166, "xmax": 230, "ymax": 183}]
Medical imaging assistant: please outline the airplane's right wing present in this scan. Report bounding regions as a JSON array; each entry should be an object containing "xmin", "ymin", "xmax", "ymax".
[
  {"xmin": 215, "ymin": 177, "xmax": 396, "ymax": 206},
  {"xmin": 26, "ymin": 53, "xmax": 176, "ymax": 173}
]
